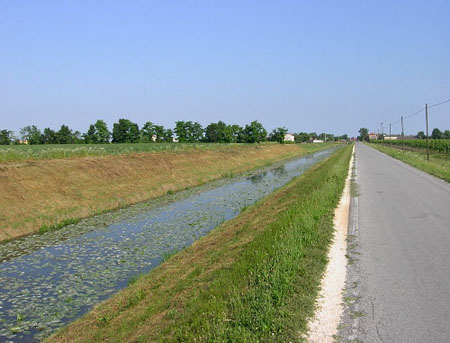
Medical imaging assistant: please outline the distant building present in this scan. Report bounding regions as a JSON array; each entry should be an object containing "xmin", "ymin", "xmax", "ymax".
[
  {"xmin": 312, "ymin": 139, "xmax": 324, "ymax": 143},
  {"xmin": 172, "ymin": 137, "xmax": 179, "ymax": 143},
  {"xmin": 384, "ymin": 135, "xmax": 415, "ymax": 141},
  {"xmin": 384, "ymin": 135, "xmax": 398, "ymax": 140},
  {"xmin": 284, "ymin": 133, "xmax": 295, "ymax": 142},
  {"xmin": 369, "ymin": 133, "xmax": 378, "ymax": 140},
  {"xmin": 151, "ymin": 135, "xmax": 157, "ymax": 142}
]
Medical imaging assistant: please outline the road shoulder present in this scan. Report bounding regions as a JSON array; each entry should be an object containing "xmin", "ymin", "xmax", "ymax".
[{"xmin": 307, "ymin": 146, "xmax": 354, "ymax": 342}]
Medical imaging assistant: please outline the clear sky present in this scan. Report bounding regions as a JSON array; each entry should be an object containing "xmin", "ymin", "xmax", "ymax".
[{"xmin": 1, "ymin": 0, "xmax": 449, "ymax": 137}]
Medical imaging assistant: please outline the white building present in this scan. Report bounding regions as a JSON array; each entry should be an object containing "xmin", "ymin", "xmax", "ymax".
[
  {"xmin": 284, "ymin": 133, "xmax": 295, "ymax": 142},
  {"xmin": 384, "ymin": 136, "xmax": 398, "ymax": 140}
]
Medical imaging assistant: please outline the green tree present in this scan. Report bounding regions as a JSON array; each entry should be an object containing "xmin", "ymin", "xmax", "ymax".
[
  {"xmin": 431, "ymin": 128, "xmax": 443, "ymax": 139},
  {"xmin": 229, "ymin": 124, "xmax": 242, "ymax": 143},
  {"xmin": 269, "ymin": 127, "xmax": 288, "ymax": 144},
  {"xmin": 190, "ymin": 122, "xmax": 204, "ymax": 142},
  {"xmin": 175, "ymin": 121, "xmax": 204, "ymax": 142},
  {"xmin": 205, "ymin": 121, "xmax": 232, "ymax": 143},
  {"xmin": 204, "ymin": 122, "xmax": 219, "ymax": 142},
  {"xmin": 443, "ymin": 130, "xmax": 450, "ymax": 139},
  {"xmin": 309, "ymin": 132, "xmax": 318, "ymax": 140},
  {"xmin": 241, "ymin": 121, "xmax": 267, "ymax": 143},
  {"xmin": 175, "ymin": 121, "xmax": 189, "ymax": 142},
  {"xmin": 163, "ymin": 128, "xmax": 174, "ymax": 142},
  {"xmin": 152, "ymin": 125, "xmax": 170, "ymax": 142},
  {"xmin": 19, "ymin": 125, "xmax": 43, "ymax": 144},
  {"xmin": 295, "ymin": 132, "xmax": 310, "ymax": 143},
  {"xmin": 72, "ymin": 130, "xmax": 84, "ymax": 144},
  {"xmin": 417, "ymin": 131, "xmax": 426, "ymax": 139},
  {"xmin": 42, "ymin": 128, "xmax": 57, "ymax": 144},
  {"xmin": 317, "ymin": 133, "xmax": 334, "ymax": 141},
  {"xmin": 93, "ymin": 120, "xmax": 110, "ymax": 143},
  {"xmin": 84, "ymin": 120, "xmax": 111, "ymax": 144},
  {"xmin": 358, "ymin": 128, "xmax": 369, "ymax": 141},
  {"xmin": 112, "ymin": 119, "xmax": 140, "ymax": 143},
  {"xmin": 140, "ymin": 121, "xmax": 157, "ymax": 142},
  {"xmin": 56, "ymin": 125, "xmax": 74, "ymax": 144},
  {"xmin": 84, "ymin": 125, "xmax": 96, "ymax": 144},
  {"xmin": 0, "ymin": 129, "xmax": 14, "ymax": 145}
]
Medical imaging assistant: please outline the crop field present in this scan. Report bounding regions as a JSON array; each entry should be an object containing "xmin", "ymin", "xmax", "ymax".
[{"xmin": 371, "ymin": 139, "xmax": 450, "ymax": 154}]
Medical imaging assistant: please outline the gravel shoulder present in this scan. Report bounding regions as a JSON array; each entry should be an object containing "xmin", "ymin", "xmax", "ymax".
[{"xmin": 307, "ymin": 146, "xmax": 353, "ymax": 342}]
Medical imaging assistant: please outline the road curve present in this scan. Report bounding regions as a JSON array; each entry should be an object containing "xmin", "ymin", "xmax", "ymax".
[{"xmin": 340, "ymin": 142, "xmax": 450, "ymax": 343}]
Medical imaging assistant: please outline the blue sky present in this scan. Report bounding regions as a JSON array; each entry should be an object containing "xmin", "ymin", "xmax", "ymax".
[{"xmin": 1, "ymin": 0, "xmax": 449, "ymax": 137}]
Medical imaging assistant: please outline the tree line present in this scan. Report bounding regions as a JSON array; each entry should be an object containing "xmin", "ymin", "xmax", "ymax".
[
  {"xmin": 0, "ymin": 118, "xmax": 348, "ymax": 145},
  {"xmin": 417, "ymin": 128, "xmax": 450, "ymax": 140}
]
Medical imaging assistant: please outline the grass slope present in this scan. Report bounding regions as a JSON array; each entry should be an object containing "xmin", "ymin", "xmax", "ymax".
[
  {"xmin": 0, "ymin": 143, "xmax": 334, "ymax": 242},
  {"xmin": 48, "ymin": 144, "xmax": 352, "ymax": 343},
  {"xmin": 369, "ymin": 143, "xmax": 450, "ymax": 182},
  {"xmin": 0, "ymin": 143, "xmax": 240, "ymax": 163}
]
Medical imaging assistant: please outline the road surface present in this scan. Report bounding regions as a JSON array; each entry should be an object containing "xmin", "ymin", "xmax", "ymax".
[{"xmin": 338, "ymin": 142, "xmax": 450, "ymax": 343}]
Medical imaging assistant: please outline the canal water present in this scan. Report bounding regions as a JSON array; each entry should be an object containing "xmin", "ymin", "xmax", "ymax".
[{"xmin": 0, "ymin": 147, "xmax": 339, "ymax": 342}]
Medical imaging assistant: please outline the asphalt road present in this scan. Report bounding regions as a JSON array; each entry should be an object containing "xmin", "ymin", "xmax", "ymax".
[{"xmin": 338, "ymin": 142, "xmax": 450, "ymax": 343}]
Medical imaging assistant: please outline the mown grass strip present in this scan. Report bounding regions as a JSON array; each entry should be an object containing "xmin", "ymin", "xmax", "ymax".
[
  {"xmin": 48, "ymin": 144, "xmax": 352, "ymax": 343},
  {"xmin": 369, "ymin": 143, "xmax": 450, "ymax": 182}
]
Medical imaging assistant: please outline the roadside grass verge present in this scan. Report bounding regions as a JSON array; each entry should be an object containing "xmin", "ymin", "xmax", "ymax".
[
  {"xmin": 48, "ymin": 144, "xmax": 352, "ymax": 343},
  {"xmin": 369, "ymin": 143, "xmax": 450, "ymax": 182},
  {"xmin": 0, "ymin": 143, "xmax": 337, "ymax": 243}
]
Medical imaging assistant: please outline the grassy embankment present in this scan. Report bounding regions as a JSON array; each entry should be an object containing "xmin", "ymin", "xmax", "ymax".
[
  {"xmin": 48, "ymin": 144, "xmax": 353, "ymax": 343},
  {"xmin": 0, "ymin": 143, "xmax": 241, "ymax": 163},
  {"xmin": 369, "ymin": 143, "xmax": 450, "ymax": 182},
  {"xmin": 0, "ymin": 143, "xmax": 335, "ymax": 242}
]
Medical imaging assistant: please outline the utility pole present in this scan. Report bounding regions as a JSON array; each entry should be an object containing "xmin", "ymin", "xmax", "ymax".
[
  {"xmin": 389, "ymin": 123, "xmax": 392, "ymax": 139},
  {"xmin": 425, "ymin": 103, "xmax": 430, "ymax": 161},
  {"xmin": 401, "ymin": 116, "xmax": 404, "ymax": 151}
]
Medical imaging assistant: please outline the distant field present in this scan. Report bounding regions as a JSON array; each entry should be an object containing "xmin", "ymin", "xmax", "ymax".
[
  {"xmin": 0, "ymin": 143, "xmax": 239, "ymax": 163},
  {"xmin": 371, "ymin": 139, "xmax": 450, "ymax": 154}
]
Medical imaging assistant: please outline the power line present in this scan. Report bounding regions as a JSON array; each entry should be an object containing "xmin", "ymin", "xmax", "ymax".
[
  {"xmin": 428, "ymin": 99, "xmax": 450, "ymax": 108},
  {"xmin": 384, "ymin": 98, "xmax": 449, "ymax": 129},
  {"xmin": 404, "ymin": 107, "xmax": 425, "ymax": 119}
]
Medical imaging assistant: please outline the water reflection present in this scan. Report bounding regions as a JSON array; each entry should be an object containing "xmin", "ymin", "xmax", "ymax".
[
  {"xmin": 247, "ymin": 171, "xmax": 267, "ymax": 184},
  {"xmin": 271, "ymin": 165, "xmax": 287, "ymax": 178}
]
